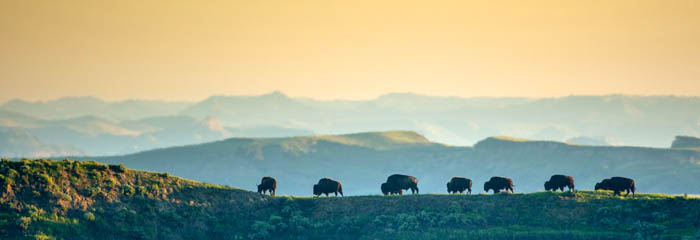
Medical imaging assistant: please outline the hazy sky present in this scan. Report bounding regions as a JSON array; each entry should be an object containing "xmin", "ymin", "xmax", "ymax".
[{"xmin": 1, "ymin": 0, "xmax": 699, "ymax": 102}]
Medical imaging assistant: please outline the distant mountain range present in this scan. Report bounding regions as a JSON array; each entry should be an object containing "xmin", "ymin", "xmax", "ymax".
[
  {"xmin": 84, "ymin": 131, "xmax": 700, "ymax": 196},
  {"xmin": 1, "ymin": 92, "xmax": 699, "ymax": 156},
  {"xmin": 0, "ymin": 128, "xmax": 83, "ymax": 158},
  {"xmin": 0, "ymin": 96, "xmax": 191, "ymax": 120}
]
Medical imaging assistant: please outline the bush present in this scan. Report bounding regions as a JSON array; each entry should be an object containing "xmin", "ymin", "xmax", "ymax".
[
  {"xmin": 38, "ymin": 174, "xmax": 54, "ymax": 186},
  {"xmin": 87, "ymin": 187, "xmax": 101, "ymax": 197},
  {"xmin": 94, "ymin": 164, "xmax": 108, "ymax": 171},
  {"xmin": 109, "ymin": 164, "xmax": 126, "ymax": 173},
  {"xmin": 121, "ymin": 185, "xmax": 136, "ymax": 197},
  {"xmin": 33, "ymin": 232, "xmax": 53, "ymax": 240},
  {"xmin": 17, "ymin": 216, "xmax": 31, "ymax": 230},
  {"xmin": 104, "ymin": 178, "xmax": 117, "ymax": 186},
  {"xmin": 19, "ymin": 164, "xmax": 31, "ymax": 174},
  {"xmin": 59, "ymin": 193, "xmax": 72, "ymax": 201},
  {"xmin": 83, "ymin": 212, "xmax": 95, "ymax": 221},
  {"xmin": 248, "ymin": 221, "xmax": 274, "ymax": 239},
  {"xmin": 72, "ymin": 161, "xmax": 84, "ymax": 173},
  {"xmin": 89, "ymin": 170, "xmax": 102, "ymax": 181}
]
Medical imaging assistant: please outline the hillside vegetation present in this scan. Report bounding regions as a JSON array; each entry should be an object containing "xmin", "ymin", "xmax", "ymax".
[
  {"xmin": 90, "ymin": 131, "xmax": 700, "ymax": 196},
  {"xmin": 2, "ymin": 159, "xmax": 700, "ymax": 240}
]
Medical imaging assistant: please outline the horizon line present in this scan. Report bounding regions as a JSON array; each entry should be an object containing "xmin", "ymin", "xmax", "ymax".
[{"xmin": 3, "ymin": 91, "xmax": 700, "ymax": 105}]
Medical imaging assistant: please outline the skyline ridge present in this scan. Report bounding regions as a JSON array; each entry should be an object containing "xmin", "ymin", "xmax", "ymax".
[{"xmin": 3, "ymin": 91, "xmax": 700, "ymax": 104}]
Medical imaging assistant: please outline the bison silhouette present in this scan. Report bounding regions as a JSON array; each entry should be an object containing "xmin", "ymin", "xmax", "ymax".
[
  {"xmin": 595, "ymin": 177, "xmax": 635, "ymax": 196},
  {"xmin": 447, "ymin": 177, "xmax": 472, "ymax": 194},
  {"xmin": 381, "ymin": 182, "xmax": 402, "ymax": 195},
  {"xmin": 484, "ymin": 176, "xmax": 514, "ymax": 194},
  {"xmin": 313, "ymin": 178, "xmax": 343, "ymax": 197},
  {"xmin": 257, "ymin": 176, "xmax": 277, "ymax": 196},
  {"xmin": 544, "ymin": 174, "xmax": 575, "ymax": 192},
  {"xmin": 381, "ymin": 174, "xmax": 419, "ymax": 195}
]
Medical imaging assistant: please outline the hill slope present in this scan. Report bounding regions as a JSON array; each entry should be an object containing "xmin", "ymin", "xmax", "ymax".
[
  {"xmin": 672, "ymin": 136, "xmax": 700, "ymax": 149},
  {"xmin": 89, "ymin": 131, "xmax": 700, "ymax": 196},
  {"xmin": 2, "ymin": 159, "xmax": 700, "ymax": 240}
]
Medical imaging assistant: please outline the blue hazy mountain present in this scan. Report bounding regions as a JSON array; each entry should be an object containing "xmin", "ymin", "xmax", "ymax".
[
  {"xmin": 0, "ymin": 96, "xmax": 192, "ymax": 120},
  {"xmin": 1, "ymin": 93, "xmax": 699, "ymax": 156}
]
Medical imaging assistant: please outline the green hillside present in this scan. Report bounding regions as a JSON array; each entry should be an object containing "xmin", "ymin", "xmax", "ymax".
[
  {"xmin": 255, "ymin": 130, "xmax": 436, "ymax": 152},
  {"xmin": 2, "ymin": 159, "xmax": 700, "ymax": 240},
  {"xmin": 89, "ymin": 131, "xmax": 700, "ymax": 196}
]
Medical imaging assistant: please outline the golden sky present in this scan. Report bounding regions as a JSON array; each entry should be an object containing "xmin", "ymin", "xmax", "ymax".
[{"xmin": 1, "ymin": 0, "xmax": 699, "ymax": 102}]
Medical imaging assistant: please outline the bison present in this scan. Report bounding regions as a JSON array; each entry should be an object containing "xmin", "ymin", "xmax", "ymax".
[
  {"xmin": 447, "ymin": 177, "xmax": 472, "ymax": 194},
  {"xmin": 257, "ymin": 176, "xmax": 277, "ymax": 196},
  {"xmin": 381, "ymin": 182, "xmax": 402, "ymax": 195},
  {"xmin": 484, "ymin": 176, "xmax": 514, "ymax": 194},
  {"xmin": 313, "ymin": 178, "xmax": 343, "ymax": 197},
  {"xmin": 381, "ymin": 174, "xmax": 419, "ymax": 195},
  {"xmin": 595, "ymin": 177, "xmax": 635, "ymax": 196},
  {"xmin": 544, "ymin": 174, "xmax": 575, "ymax": 192},
  {"xmin": 594, "ymin": 178, "xmax": 611, "ymax": 191}
]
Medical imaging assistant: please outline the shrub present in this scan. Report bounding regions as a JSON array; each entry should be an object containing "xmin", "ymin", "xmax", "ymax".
[
  {"xmin": 136, "ymin": 186, "xmax": 147, "ymax": 196},
  {"xmin": 72, "ymin": 161, "xmax": 84, "ymax": 173},
  {"xmin": 396, "ymin": 213, "xmax": 420, "ymax": 231},
  {"xmin": 38, "ymin": 174, "xmax": 54, "ymax": 186},
  {"xmin": 109, "ymin": 164, "xmax": 126, "ymax": 173},
  {"xmin": 248, "ymin": 221, "xmax": 274, "ymax": 239},
  {"xmin": 89, "ymin": 170, "xmax": 102, "ymax": 181},
  {"xmin": 19, "ymin": 164, "xmax": 31, "ymax": 174},
  {"xmin": 150, "ymin": 184, "xmax": 160, "ymax": 193},
  {"xmin": 33, "ymin": 232, "xmax": 53, "ymax": 240},
  {"xmin": 83, "ymin": 212, "xmax": 95, "ymax": 221},
  {"xmin": 121, "ymin": 185, "xmax": 136, "ymax": 197},
  {"xmin": 87, "ymin": 187, "xmax": 101, "ymax": 197},
  {"xmin": 59, "ymin": 193, "xmax": 72, "ymax": 201},
  {"xmin": 104, "ymin": 178, "xmax": 117, "ymax": 186},
  {"xmin": 17, "ymin": 216, "xmax": 31, "ymax": 230},
  {"xmin": 94, "ymin": 164, "xmax": 108, "ymax": 171}
]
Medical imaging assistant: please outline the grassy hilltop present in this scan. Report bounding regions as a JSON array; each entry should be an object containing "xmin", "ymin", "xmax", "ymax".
[{"xmin": 2, "ymin": 159, "xmax": 700, "ymax": 240}]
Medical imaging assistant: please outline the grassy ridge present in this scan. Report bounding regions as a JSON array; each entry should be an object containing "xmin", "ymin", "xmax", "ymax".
[{"xmin": 2, "ymin": 159, "xmax": 700, "ymax": 240}]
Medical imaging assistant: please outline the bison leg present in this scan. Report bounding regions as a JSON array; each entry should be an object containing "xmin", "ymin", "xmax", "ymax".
[{"xmin": 468, "ymin": 189, "xmax": 472, "ymax": 195}]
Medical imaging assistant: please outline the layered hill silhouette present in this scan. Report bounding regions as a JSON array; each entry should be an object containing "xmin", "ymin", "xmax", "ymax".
[
  {"xmin": 2, "ymin": 93, "xmax": 699, "ymax": 157},
  {"xmin": 3, "ymin": 159, "xmax": 700, "ymax": 239},
  {"xmin": 84, "ymin": 131, "xmax": 700, "ymax": 196}
]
